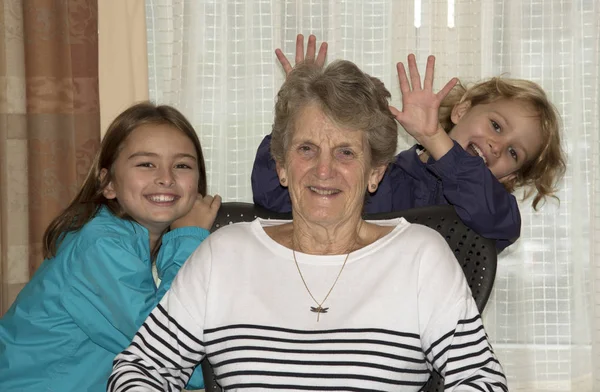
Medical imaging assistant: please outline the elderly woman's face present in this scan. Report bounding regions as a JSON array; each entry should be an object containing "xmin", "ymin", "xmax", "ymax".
[{"xmin": 277, "ymin": 104, "xmax": 386, "ymax": 225}]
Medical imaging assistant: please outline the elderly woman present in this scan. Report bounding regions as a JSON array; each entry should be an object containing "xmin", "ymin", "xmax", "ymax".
[{"xmin": 108, "ymin": 61, "xmax": 506, "ymax": 391}]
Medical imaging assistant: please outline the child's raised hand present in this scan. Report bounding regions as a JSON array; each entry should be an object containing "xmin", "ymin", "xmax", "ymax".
[
  {"xmin": 170, "ymin": 194, "xmax": 222, "ymax": 231},
  {"xmin": 391, "ymin": 54, "xmax": 457, "ymax": 159},
  {"xmin": 275, "ymin": 33, "xmax": 328, "ymax": 76}
]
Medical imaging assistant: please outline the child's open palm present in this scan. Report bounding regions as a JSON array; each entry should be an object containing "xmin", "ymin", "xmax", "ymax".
[
  {"xmin": 391, "ymin": 54, "xmax": 457, "ymax": 150},
  {"xmin": 275, "ymin": 33, "xmax": 328, "ymax": 76}
]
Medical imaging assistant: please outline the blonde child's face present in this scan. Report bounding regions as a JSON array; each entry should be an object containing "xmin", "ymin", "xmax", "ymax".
[
  {"xmin": 102, "ymin": 124, "xmax": 199, "ymax": 238},
  {"xmin": 448, "ymin": 98, "xmax": 544, "ymax": 183}
]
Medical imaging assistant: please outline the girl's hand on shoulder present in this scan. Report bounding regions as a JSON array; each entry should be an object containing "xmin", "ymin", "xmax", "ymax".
[
  {"xmin": 275, "ymin": 33, "xmax": 328, "ymax": 76},
  {"xmin": 171, "ymin": 194, "xmax": 222, "ymax": 231}
]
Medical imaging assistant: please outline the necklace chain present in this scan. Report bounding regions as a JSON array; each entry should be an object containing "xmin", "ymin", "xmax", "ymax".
[{"xmin": 291, "ymin": 243, "xmax": 351, "ymax": 322}]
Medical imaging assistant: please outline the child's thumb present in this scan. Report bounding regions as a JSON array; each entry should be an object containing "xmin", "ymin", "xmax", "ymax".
[{"xmin": 211, "ymin": 194, "xmax": 222, "ymax": 209}]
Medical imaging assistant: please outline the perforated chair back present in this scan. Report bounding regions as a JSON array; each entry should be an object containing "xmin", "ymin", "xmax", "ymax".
[{"xmin": 202, "ymin": 202, "xmax": 497, "ymax": 392}]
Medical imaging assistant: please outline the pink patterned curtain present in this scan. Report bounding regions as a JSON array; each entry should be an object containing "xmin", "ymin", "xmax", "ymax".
[{"xmin": 0, "ymin": 0, "xmax": 100, "ymax": 314}]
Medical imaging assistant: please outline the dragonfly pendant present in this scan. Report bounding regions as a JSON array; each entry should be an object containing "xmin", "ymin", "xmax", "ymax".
[{"xmin": 310, "ymin": 306, "xmax": 329, "ymax": 322}]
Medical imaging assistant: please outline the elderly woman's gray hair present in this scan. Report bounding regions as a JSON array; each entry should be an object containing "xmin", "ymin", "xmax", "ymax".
[{"xmin": 270, "ymin": 60, "xmax": 398, "ymax": 167}]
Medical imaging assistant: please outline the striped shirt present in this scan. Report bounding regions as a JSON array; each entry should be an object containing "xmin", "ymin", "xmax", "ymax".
[{"xmin": 108, "ymin": 218, "xmax": 507, "ymax": 391}]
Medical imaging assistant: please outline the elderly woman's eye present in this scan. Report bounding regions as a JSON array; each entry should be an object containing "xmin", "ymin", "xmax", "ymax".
[
  {"xmin": 297, "ymin": 144, "xmax": 317, "ymax": 158},
  {"xmin": 298, "ymin": 145, "xmax": 313, "ymax": 154},
  {"xmin": 336, "ymin": 149, "xmax": 355, "ymax": 160}
]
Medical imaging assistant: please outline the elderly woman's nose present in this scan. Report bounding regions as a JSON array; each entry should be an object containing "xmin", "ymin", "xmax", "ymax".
[{"xmin": 315, "ymin": 154, "xmax": 334, "ymax": 178}]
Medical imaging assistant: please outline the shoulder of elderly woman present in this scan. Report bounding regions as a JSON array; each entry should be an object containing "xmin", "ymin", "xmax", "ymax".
[{"xmin": 394, "ymin": 221, "xmax": 467, "ymax": 288}]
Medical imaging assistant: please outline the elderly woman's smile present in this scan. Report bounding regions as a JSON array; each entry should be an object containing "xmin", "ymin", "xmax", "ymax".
[{"xmin": 307, "ymin": 186, "xmax": 340, "ymax": 196}]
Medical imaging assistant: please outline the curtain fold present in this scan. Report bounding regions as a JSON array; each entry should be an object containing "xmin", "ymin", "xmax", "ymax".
[
  {"xmin": 0, "ymin": 0, "xmax": 100, "ymax": 314},
  {"xmin": 591, "ymin": 2, "xmax": 600, "ymax": 388},
  {"xmin": 98, "ymin": 0, "xmax": 148, "ymax": 135}
]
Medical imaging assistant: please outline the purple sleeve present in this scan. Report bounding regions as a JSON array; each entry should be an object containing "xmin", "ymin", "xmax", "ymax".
[
  {"xmin": 426, "ymin": 141, "xmax": 521, "ymax": 251},
  {"xmin": 251, "ymin": 134, "xmax": 292, "ymax": 213}
]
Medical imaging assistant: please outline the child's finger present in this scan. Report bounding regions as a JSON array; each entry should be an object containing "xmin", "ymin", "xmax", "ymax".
[
  {"xmin": 199, "ymin": 194, "xmax": 213, "ymax": 205},
  {"xmin": 388, "ymin": 105, "xmax": 400, "ymax": 116},
  {"xmin": 295, "ymin": 34, "xmax": 305, "ymax": 65},
  {"xmin": 316, "ymin": 42, "xmax": 328, "ymax": 67},
  {"xmin": 305, "ymin": 34, "xmax": 317, "ymax": 62},
  {"xmin": 210, "ymin": 194, "xmax": 222, "ymax": 210},
  {"xmin": 437, "ymin": 77, "xmax": 459, "ymax": 100},
  {"xmin": 388, "ymin": 105, "xmax": 403, "ymax": 121},
  {"xmin": 423, "ymin": 55, "xmax": 435, "ymax": 90},
  {"xmin": 407, "ymin": 54, "xmax": 422, "ymax": 90},
  {"xmin": 275, "ymin": 49, "xmax": 293, "ymax": 75},
  {"xmin": 396, "ymin": 62, "xmax": 411, "ymax": 94}
]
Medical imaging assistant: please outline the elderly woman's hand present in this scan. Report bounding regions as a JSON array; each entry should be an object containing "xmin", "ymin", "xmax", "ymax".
[
  {"xmin": 275, "ymin": 33, "xmax": 328, "ymax": 76},
  {"xmin": 391, "ymin": 54, "xmax": 457, "ymax": 160}
]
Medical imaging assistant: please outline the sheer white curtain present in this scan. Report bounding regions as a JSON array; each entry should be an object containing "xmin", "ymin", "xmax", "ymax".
[
  {"xmin": 145, "ymin": 0, "xmax": 599, "ymax": 390},
  {"xmin": 474, "ymin": 2, "xmax": 598, "ymax": 390},
  {"xmin": 145, "ymin": 0, "xmax": 398, "ymax": 200}
]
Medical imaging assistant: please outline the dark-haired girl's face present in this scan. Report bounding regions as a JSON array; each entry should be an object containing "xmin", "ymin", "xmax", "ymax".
[{"xmin": 101, "ymin": 124, "xmax": 199, "ymax": 242}]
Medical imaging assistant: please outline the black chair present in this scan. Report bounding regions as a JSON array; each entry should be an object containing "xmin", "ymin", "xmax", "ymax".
[{"xmin": 202, "ymin": 202, "xmax": 497, "ymax": 392}]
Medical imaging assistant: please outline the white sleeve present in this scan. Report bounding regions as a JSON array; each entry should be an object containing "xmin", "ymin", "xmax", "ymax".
[
  {"xmin": 107, "ymin": 239, "xmax": 213, "ymax": 392},
  {"xmin": 415, "ymin": 227, "xmax": 507, "ymax": 392}
]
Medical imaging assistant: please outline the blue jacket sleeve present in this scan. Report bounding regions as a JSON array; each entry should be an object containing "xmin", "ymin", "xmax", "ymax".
[
  {"xmin": 61, "ymin": 227, "xmax": 208, "ymax": 389},
  {"xmin": 251, "ymin": 134, "xmax": 292, "ymax": 212},
  {"xmin": 155, "ymin": 227, "xmax": 209, "ymax": 297},
  {"xmin": 426, "ymin": 141, "xmax": 521, "ymax": 251}
]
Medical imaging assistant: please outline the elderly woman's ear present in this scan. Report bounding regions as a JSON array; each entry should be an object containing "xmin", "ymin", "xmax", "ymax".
[
  {"xmin": 367, "ymin": 164, "xmax": 387, "ymax": 193},
  {"xmin": 276, "ymin": 161, "xmax": 288, "ymax": 187}
]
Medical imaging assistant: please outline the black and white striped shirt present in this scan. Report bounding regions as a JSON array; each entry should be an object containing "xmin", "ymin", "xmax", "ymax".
[{"xmin": 108, "ymin": 218, "xmax": 507, "ymax": 391}]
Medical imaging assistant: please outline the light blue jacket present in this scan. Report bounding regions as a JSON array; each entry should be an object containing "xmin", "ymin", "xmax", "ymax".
[{"xmin": 0, "ymin": 207, "xmax": 208, "ymax": 391}]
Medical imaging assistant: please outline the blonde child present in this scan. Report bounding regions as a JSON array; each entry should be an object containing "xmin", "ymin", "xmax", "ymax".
[{"xmin": 0, "ymin": 102, "xmax": 219, "ymax": 390}]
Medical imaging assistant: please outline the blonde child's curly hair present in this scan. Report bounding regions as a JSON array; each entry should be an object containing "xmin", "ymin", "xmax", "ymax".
[{"xmin": 438, "ymin": 78, "xmax": 566, "ymax": 210}]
